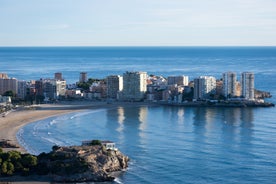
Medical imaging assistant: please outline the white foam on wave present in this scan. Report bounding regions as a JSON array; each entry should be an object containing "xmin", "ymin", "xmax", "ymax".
[
  {"xmin": 41, "ymin": 137, "xmax": 67, "ymax": 147},
  {"xmin": 16, "ymin": 128, "xmax": 39, "ymax": 155},
  {"xmin": 16, "ymin": 109, "xmax": 107, "ymax": 155},
  {"xmin": 114, "ymin": 178, "xmax": 124, "ymax": 184},
  {"xmin": 49, "ymin": 119, "xmax": 57, "ymax": 125}
]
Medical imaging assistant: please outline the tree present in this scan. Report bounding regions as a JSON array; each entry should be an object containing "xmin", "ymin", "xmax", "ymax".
[
  {"xmin": 9, "ymin": 151, "xmax": 21, "ymax": 162},
  {"xmin": 6, "ymin": 162, "xmax": 15, "ymax": 175},
  {"xmin": 91, "ymin": 140, "xmax": 102, "ymax": 145},
  {"xmin": 1, "ymin": 161, "xmax": 8, "ymax": 175},
  {"xmin": 21, "ymin": 154, "xmax": 37, "ymax": 168},
  {"xmin": 0, "ymin": 161, "xmax": 14, "ymax": 175},
  {"xmin": 3, "ymin": 90, "xmax": 15, "ymax": 97}
]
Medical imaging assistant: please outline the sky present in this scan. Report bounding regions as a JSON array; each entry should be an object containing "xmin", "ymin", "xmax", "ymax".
[{"xmin": 0, "ymin": 0, "xmax": 276, "ymax": 46}]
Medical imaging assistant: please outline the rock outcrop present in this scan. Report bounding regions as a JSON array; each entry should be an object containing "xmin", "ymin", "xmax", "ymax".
[
  {"xmin": 38, "ymin": 145, "xmax": 129, "ymax": 182},
  {"xmin": 254, "ymin": 89, "xmax": 272, "ymax": 99}
]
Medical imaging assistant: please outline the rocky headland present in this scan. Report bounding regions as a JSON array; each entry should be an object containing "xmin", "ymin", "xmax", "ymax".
[
  {"xmin": 41, "ymin": 145, "xmax": 129, "ymax": 182},
  {"xmin": 0, "ymin": 143, "xmax": 129, "ymax": 183}
]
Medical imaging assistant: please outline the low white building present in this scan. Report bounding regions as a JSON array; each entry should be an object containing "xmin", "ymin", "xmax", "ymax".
[
  {"xmin": 81, "ymin": 140, "xmax": 117, "ymax": 150},
  {"xmin": 0, "ymin": 95, "xmax": 11, "ymax": 105}
]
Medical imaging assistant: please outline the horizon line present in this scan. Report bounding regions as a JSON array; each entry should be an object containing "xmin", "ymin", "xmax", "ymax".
[{"xmin": 1, "ymin": 45, "xmax": 276, "ymax": 48}]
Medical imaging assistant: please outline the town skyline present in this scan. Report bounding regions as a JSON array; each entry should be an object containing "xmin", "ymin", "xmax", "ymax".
[{"xmin": 0, "ymin": 70, "xmax": 258, "ymax": 103}]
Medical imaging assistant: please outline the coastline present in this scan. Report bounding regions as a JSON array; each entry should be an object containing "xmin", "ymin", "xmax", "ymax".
[
  {"xmin": 0, "ymin": 101, "xmax": 154, "ymax": 183},
  {"xmin": 0, "ymin": 104, "xmax": 84, "ymax": 153},
  {"xmin": 0, "ymin": 100, "xmax": 274, "ymax": 183},
  {"xmin": 0, "ymin": 101, "xmax": 156, "ymax": 153}
]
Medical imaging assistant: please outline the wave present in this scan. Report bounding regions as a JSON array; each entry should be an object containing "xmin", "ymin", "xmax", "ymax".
[{"xmin": 16, "ymin": 128, "xmax": 39, "ymax": 155}]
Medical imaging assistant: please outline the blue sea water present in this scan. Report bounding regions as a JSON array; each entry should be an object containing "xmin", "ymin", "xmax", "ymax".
[{"xmin": 1, "ymin": 47, "xmax": 276, "ymax": 183}]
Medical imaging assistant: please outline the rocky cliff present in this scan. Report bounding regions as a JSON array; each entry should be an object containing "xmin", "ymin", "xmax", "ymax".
[
  {"xmin": 254, "ymin": 89, "xmax": 272, "ymax": 99},
  {"xmin": 37, "ymin": 145, "xmax": 129, "ymax": 182}
]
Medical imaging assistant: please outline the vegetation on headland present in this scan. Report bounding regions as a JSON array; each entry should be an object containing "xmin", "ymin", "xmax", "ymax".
[
  {"xmin": 0, "ymin": 142, "xmax": 129, "ymax": 182},
  {"xmin": 0, "ymin": 148, "xmax": 37, "ymax": 176}
]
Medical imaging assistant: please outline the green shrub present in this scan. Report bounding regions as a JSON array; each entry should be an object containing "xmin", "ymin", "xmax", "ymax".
[{"xmin": 91, "ymin": 140, "xmax": 102, "ymax": 146}]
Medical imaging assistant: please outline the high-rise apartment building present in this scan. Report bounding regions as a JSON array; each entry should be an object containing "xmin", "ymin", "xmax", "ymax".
[
  {"xmin": 167, "ymin": 75, "xmax": 189, "ymax": 86},
  {"xmin": 193, "ymin": 76, "xmax": 216, "ymax": 100},
  {"xmin": 223, "ymin": 72, "xmax": 237, "ymax": 98},
  {"xmin": 79, "ymin": 72, "xmax": 88, "ymax": 83},
  {"xmin": 122, "ymin": 71, "xmax": 147, "ymax": 101},
  {"xmin": 17, "ymin": 80, "xmax": 28, "ymax": 99},
  {"xmin": 35, "ymin": 78, "xmax": 66, "ymax": 100},
  {"xmin": 0, "ymin": 73, "xmax": 18, "ymax": 95},
  {"xmin": 107, "ymin": 75, "xmax": 123, "ymax": 99},
  {"xmin": 242, "ymin": 72, "xmax": 254, "ymax": 100},
  {"xmin": 56, "ymin": 80, "xmax": 67, "ymax": 97}
]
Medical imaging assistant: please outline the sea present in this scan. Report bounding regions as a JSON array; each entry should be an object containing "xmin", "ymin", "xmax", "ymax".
[{"xmin": 1, "ymin": 47, "xmax": 276, "ymax": 184}]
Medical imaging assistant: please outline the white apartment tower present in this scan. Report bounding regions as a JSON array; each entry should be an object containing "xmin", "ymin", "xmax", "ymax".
[
  {"xmin": 242, "ymin": 72, "xmax": 254, "ymax": 100},
  {"xmin": 193, "ymin": 76, "xmax": 216, "ymax": 100},
  {"xmin": 122, "ymin": 71, "xmax": 147, "ymax": 101},
  {"xmin": 107, "ymin": 75, "xmax": 123, "ymax": 99},
  {"xmin": 167, "ymin": 75, "xmax": 189, "ymax": 86},
  {"xmin": 223, "ymin": 72, "xmax": 237, "ymax": 98}
]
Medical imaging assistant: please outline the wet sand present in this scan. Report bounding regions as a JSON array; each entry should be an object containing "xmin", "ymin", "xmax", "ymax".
[
  {"xmin": 0, "ymin": 103, "xmax": 87, "ymax": 153},
  {"xmin": 0, "ymin": 101, "xmax": 155, "ymax": 153},
  {"xmin": 0, "ymin": 101, "xmax": 155, "ymax": 183}
]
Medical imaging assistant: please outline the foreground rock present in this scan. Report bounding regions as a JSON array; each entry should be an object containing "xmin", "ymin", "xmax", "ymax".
[
  {"xmin": 38, "ymin": 145, "xmax": 129, "ymax": 182},
  {"xmin": 0, "ymin": 144, "xmax": 129, "ymax": 183}
]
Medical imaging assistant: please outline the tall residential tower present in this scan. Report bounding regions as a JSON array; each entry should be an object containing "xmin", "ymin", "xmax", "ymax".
[
  {"xmin": 193, "ymin": 76, "xmax": 216, "ymax": 100},
  {"xmin": 242, "ymin": 72, "xmax": 254, "ymax": 100},
  {"xmin": 223, "ymin": 72, "xmax": 237, "ymax": 98},
  {"xmin": 167, "ymin": 75, "xmax": 189, "ymax": 86},
  {"xmin": 122, "ymin": 71, "xmax": 147, "ymax": 101},
  {"xmin": 107, "ymin": 75, "xmax": 123, "ymax": 99}
]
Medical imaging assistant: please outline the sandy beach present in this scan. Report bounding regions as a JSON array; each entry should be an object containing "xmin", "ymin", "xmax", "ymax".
[
  {"xmin": 0, "ymin": 101, "xmax": 154, "ymax": 183},
  {"xmin": 0, "ymin": 103, "xmax": 90, "ymax": 153},
  {"xmin": 0, "ymin": 101, "xmax": 154, "ymax": 153}
]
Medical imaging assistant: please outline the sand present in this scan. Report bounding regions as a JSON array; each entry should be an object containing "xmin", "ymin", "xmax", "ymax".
[
  {"xmin": 0, "ymin": 101, "xmax": 154, "ymax": 153},
  {"xmin": 0, "ymin": 101, "xmax": 154, "ymax": 183},
  {"xmin": 0, "ymin": 104, "xmax": 88, "ymax": 153}
]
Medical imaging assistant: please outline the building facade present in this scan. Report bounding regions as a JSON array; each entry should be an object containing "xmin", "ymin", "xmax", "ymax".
[
  {"xmin": 223, "ymin": 72, "xmax": 237, "ymax": 98},
  {"xmin": 17, "ymin": 80, "xmax": 28, "ymax": 99},
  {"xmin": 35, "ymin": 78, "xmax": 66, "ymax": 100},
  {"xmin": 193, "ymin": 76, "xmax": 216, "ymax": 100},
  {"xmin": 122, "ymin": 71, "xmax": 147, "ymax": 101},
  {"xmin": 167, "ymin": 75, "xmax": 189, "ymax": 86},
  {"xmin": 241, "ymin": 72, "xmax": 254, "ymax": 100},
  {"xmin": 0, "ymin": 73, "xmax": 18, "ymax": 95},
  {"xmin": 79, "ymin": 72, "xmax": 88, "ymax": 83},
  {"xmin": 107, "ymin": 75, "xmax": 123, "ymax": 99}
]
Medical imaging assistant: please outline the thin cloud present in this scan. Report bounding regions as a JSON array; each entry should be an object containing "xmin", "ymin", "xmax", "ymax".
[{"xmin": 41, "ymin": 24, "xmax": 70, "ymax": 30}]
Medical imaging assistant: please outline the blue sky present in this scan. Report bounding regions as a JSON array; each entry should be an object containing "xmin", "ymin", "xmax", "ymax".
[{"xmin": 0, "ymin": 0, "xmax": 276, "ymax": 46}]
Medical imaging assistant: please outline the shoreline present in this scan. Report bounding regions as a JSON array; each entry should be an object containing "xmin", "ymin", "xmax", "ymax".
[
  {"xmin": 0, "ymin": 100, "xmax": 274, "ymax": 183},
  {"xmin": 0, "ymin": 101, "xmax": 155, "ymax": 183},
  {"xmin": 0, "ymin": 100, "xmax": 274, "ymax": 153},
  {"xmin": 0, "ymin": 104, "xmax": 84, "ymax": 153},
  {"xmin": 0, "ymin": 101, "xmax": 156, "ymax": 153}
]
